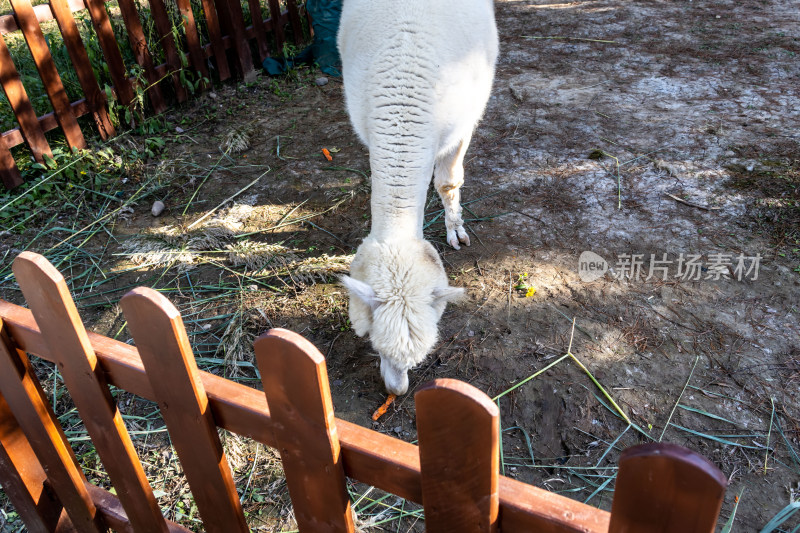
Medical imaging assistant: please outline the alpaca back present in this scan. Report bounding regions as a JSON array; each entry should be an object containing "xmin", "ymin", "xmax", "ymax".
[{"xmin": 338, "ymin": 0, "xmax": 498, "ymax": 237}]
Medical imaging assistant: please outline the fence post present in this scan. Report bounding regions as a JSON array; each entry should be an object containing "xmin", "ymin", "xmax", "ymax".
[
  {"xmin": 175, "ymin": 0, "xmax": 211, "ymax": 88},
  {"xmin": 9, "ymin": 0, "xmax": 86, "ymax": 150},
  {"xmin": 146, "ymin": 0, "xmax": 189, "ymax": 103},
  {"xmin": 12, "ymin": 252, "xmax": 170, "ymax": 533},
  {"xmin": 245, "ymin": 0, "xmax": 269, "ymax": 62},
  {"xmin": 0, "ymin": 319, "xmax": 103, "ymax": 532},
  {"xmin": 267, "ymin": 0, "xmax": 286, "ymax": 53},
  {"xmin": 608, "ymin": 442, "xmax": 727, "ymax": 533},
  {"xmin": 0, "ymin": 134, "xmax": 22, "ymax": 189},
  {"xmin": 0, "ymin": 384, "xmax": 71, "ymax": 532},
  {"xmin": 218, "ymin": 0, "xmax": 256, "ymax": 81},
  {"xmin": 286, "ymin": 0, "xmax": 304, "ymax": 45},
  {"xmin": 45, "ymin": 0, "xmax": 116, "ymax": 139},
  {"xmin": 254, "ymin": 329, "xmax": 356, "ymax": 533},
  {"xmin": 114, "ymin": 0, "xmax": 168, "ymax": 113},
  {"xmin": 199, "ymin": 0, "xmax": 231, "ymax": 81},
  {"xmin": 120, "ymin": 287, "xmax": 249, "ymax": 533},
  {"xmin": 79, "ymin": 0, "xmax": 135, "ymax": 107},
  {"xmin": 415, "ymin": 379, "xmax": 499, "ymax": 533},
  {"xmin": 0, "ymin": 33, "xmax": 52, "ymax": 163}
]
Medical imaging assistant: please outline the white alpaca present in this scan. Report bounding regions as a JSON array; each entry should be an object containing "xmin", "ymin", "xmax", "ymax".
[{"xmin": 338, "ymin": 0, "xmax": 498, "ymax": 395}]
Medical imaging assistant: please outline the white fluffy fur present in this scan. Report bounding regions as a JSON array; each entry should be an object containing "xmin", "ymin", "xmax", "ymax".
[{"xmin": 338, "ymin": 0, "xmax": 498, "ymax": 394}]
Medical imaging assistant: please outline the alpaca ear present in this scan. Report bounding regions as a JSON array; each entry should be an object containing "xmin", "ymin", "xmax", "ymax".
[
  {"xmin": 341, "ymin": 275, "xmax": 381, "ymax": 311},
  {"xmin": 432, "ymin": 286, "xmax": 465, "ymax": 304}
]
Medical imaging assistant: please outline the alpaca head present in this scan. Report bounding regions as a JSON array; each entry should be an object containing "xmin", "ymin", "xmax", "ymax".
[{"xmin": 341, "ymin": 237, "xmax": 464, "ymax": 395}]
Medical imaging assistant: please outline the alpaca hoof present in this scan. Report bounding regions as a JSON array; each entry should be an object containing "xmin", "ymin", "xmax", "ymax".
[{"xmin": 448, "ymin": 227, "xmax": 470, "ymax": 249}]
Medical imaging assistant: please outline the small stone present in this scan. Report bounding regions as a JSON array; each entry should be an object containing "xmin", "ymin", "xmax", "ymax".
[
  {"xmin": 746, "ymin": 163, "xmax": 755, "ymax": 172},
  {"xmin": 175, "ymin": 126, "xmax": 185, "ymax": 134},
  {"xmin": 393, "ymin": 426, "xmax": 402, "ymax": 434},
  {"xmin": 151, "ymin": 200, "xmax": 165, "ymax": 217},
  {"xmin": 315, "ymin": 77, "xmax": 329, "ymax": 86},
  {"xmin": 209, "ymin": 92, "xmax": 218, "ymax": 99},
  {"xmin": 468, "ymin": 330, "xmax": 475, "ymax": 337}
]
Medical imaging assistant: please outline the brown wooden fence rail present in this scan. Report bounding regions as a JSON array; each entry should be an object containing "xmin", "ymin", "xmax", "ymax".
[
  {"xmin": 0, "ymin": 251, "xmax": 728, "ymax": 532},
  {"xmin": 0, "ymin": 0, "xmax": 304, "ymax": 189}
]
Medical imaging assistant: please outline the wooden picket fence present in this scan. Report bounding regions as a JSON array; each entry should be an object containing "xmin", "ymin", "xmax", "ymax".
[
  {"xmin": 0, "ymin": 0, "xmax": 304, "ymax": 189},
  {"xmin": 0, "ymin": 251, "xmax": 728, "ymax": 532}
]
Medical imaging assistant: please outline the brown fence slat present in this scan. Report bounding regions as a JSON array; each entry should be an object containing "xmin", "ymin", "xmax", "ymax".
[
  {"xmin": 115, "ymin": 0, "xmax": 167, "ymax": 113},
  {"xmin": 0, "ymin": 0, "xmax": 86, "ymax": 35},
  {"xmin": 254, "ymin": 329, "xmax": 356, "ymax": 533},
  {"xmin": 498, "ymin": 476, "xmax": 609, "ymax": 532},
  {"xmin": 47, "ymin": 0, "xmax": 115, "ymax": 139},
  {"xmin": 200, "ymin": 0, "xmax": 231, "ymax": 80},
  {"xmin": 267, "ymin": 0, "xmax": 285, "ymax": 53},
  {"xmin": 147, "ymin": 0, "xmax": 189, "ymax": 102},
  {"xmin": 0, "ymin": 133, "xmax": 22, "ymax": 189},
  {"xmin": 120, "ymin": 287, "xmax": 248, "ymax": 533},
  {"xmin": 0, "ymin": 32, "xmax": 51, "ymax": 161},
  {"xmin": 3, "ymin": 98, "xmax": 88, "ymax": 149},
  {"xmin": 10, "ymin": 0, "xmax": 86, "ymax": 151},
  {"xmin": 416, "ymin": 379, "xmax": 499, "ymax": 533},
  {"xmin": 220, "ymin": 0, "xmax": 256, "ymax": 81},
  {"xmin": 12, "ymin": 252, "xmax": 170, "ymax": 533},
  {"xmin": 0, "ymin": 298, "xmax": 617, "ymax": 531},
  {"xmin": 82, "ymin": 0, "xmax": 135, "ymax": 107},
  {"xmin": 608, "ymin": 442, "xmax": 727, "ymax": 533},
  {"xmin": 84, "ymin": 483, "xmax": 193, "ymax": 533},
  {"xmin": 0, "ymin": 320, "xmax": 103, "ymax": 532},
  {"xmin": 174, "ymin": 0, "xmax": 210, "ymax": 88},
  {"xmin": 286, "ymin": 0, "xmax": 303, "ymax": 45},
  {"xmin": 0, "ymin": 388, "xmax": 69, "ymax": 533},
  {"xmin": 246, "ymin": 0, "xmax": 269, "ymax": 62}
]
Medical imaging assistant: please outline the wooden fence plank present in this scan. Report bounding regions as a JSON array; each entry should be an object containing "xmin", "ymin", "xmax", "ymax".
[
  {"xmin": 267, "ymin": 0, "xmax": 285, "ymax": 53},
  {"xmin": 115, "ymin": 0, "xmax": 167, "ymax": 113},
  {"xmin": 608, "ymin": 442, "xmax": 727, "ymax": 533},
  {"xmin": 0, "ymin": 389, "xmax": 69, "ymax": 533},
  {"xmin": 246, "ymin": 0, "xmax": 269, "ymax": 62},
  {"xmin": 11, "ymin": 252, "xmax": 170, "ymax": 533},
  {"xmin": 0, "ymin": 32, "xmax": 51, "ymax": 162},
  {"xmin": 147, "ymin": 0, "xmax": 189, "ymax": 102},
  {"xmin": 174, "ymin": 0, "xmax": 210, "ymax": 88},
  {"xmin": 82, "ymin": 0, "xmax": 135, "ymax": 107},
  {"xmin": 47, "ymin": 0, "xmax": 115, "ymax": 139},
  {"xmin": 286, "ymin": 0, "xmax": 303, "ymax": 45},
  {"xmin": 415, "ymin": 379, "xmax": 499, "ymax": 533},
  {"xmin": 222, "ymin": 0, "xmax": 256, "ymax": 81},
  {"xmin": 0, "ymin": 298, "xmax": 616, "ymax": 532},
  {"xmin": 498, "ymin": 476, "xmax": 610, "ymax": 533},
  {"xmin": 119, "ymin": 287, "xmax": 249, "ymax": 533},
  {"xmin": 0, "ymin": 0, "xmax": 87, "ymax": 35},
  {"xmin": 200, "ymin": 0, "xmax": 231, "ymax": 80},
  {"xmin": 84, "ymin": 483, "xmax": 192, "ymax": 533},
  {"xmin": 0, "ymin": 320, "xmax": 103, "ymax": 532},
  {"xmin": 3, "ymin": 98, "xmax": 88, "ymax": 149},
  {"xmin": 9, "ymin": 0, "xmax": 86, "ymax": 150},
  {"xmin": 254, "ymin": 329, "xmax": 356, "ymax": 533},
  {"xmin": 0, "ymin": 133, "xmax": 22, "ymax": 189}
]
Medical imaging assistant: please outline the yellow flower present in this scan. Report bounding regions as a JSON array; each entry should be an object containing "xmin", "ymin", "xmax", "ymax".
[{"xmin": 525, "ymin": 286, "xmax": 536, "ymax": 298}]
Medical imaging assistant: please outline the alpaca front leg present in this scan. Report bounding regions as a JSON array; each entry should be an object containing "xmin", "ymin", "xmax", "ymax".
[{"xmin": 434, "ymin": 138, "xmax": 471, "ymax": 249}]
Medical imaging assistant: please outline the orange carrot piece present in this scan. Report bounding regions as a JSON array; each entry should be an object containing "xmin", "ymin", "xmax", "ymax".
[
  {"xmin": 322, "ymin": 148, "xmax": 332, "ymax": 161},
  {"xmin": 371, "ymin": 393, "xmax": 397, "ymax": 421}
]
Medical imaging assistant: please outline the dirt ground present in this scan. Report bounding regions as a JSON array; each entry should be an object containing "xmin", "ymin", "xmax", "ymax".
[{"xmin": 2, "ymin": 0, "xmax": 799, "ymax": 530}]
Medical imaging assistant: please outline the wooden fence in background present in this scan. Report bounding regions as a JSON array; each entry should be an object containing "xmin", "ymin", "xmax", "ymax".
[
  {"xmin": 0, "ymin": 0, "xmax": 304, "ymax": 189},
  {"xmin": 0, "ymin": 251, "xmax": 728, "ymax": 532}
]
